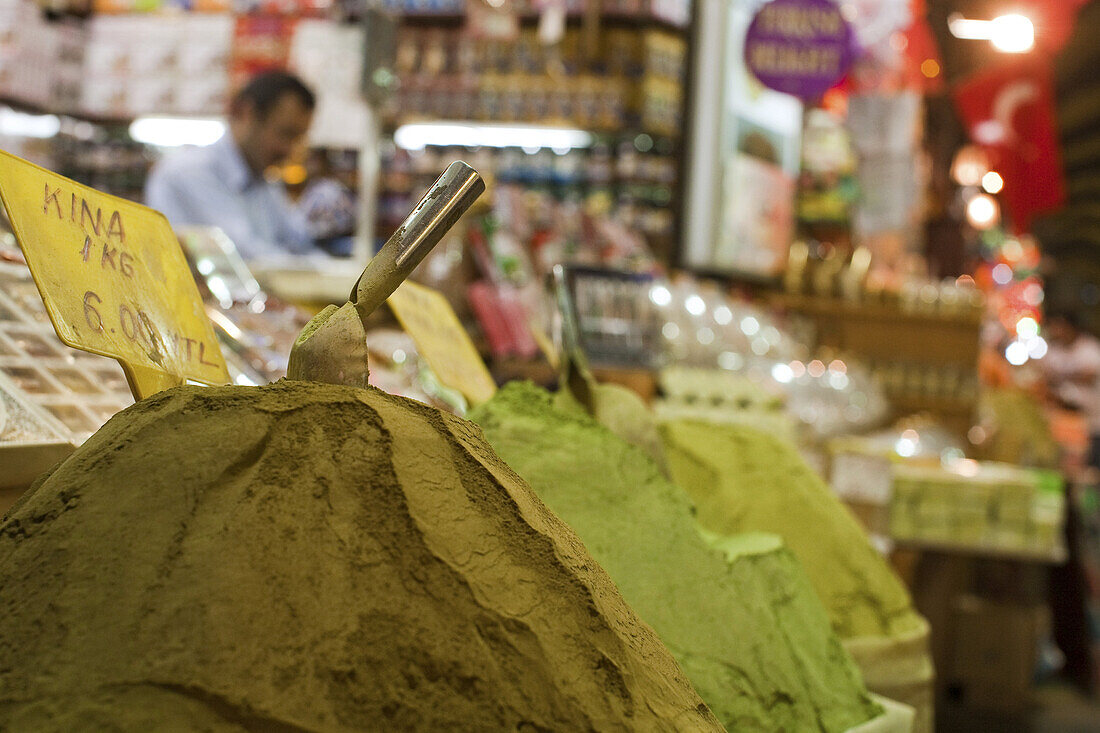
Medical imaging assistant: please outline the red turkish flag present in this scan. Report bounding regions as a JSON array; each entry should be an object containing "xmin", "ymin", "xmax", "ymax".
[
  {"xmin": 903, "ymin": 0, "xmax": 944, "ymax": 93},
  {"xmin": 953, "ymin": 58, "xmax": 1065, "ymax": 234}
]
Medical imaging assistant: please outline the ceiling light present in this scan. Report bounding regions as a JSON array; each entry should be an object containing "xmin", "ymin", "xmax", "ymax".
[
  {"xmin": 948, "ymin": 15, "xmax": 992, "ymax": 40},
  {"xmin": 990, "ymin": 14, "xmax": 1034, "ymax": 53},
  {"xmin": 948, "ymin": 13, "xmax": 1034, "ymax": 53},
  {"xmin": 129, "ymin": 117, "xmax": 225, "ymax": 147},
  {"xmin": 0, "ymin": 107, "xmax": 60, "ymax": 139},
  {"xmin": 394, "ymin": 122, "xmax": 594, "ymax": 151}
]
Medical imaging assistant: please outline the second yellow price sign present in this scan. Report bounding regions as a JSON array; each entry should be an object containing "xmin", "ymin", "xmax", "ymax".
[{"xmin": 387, "ymin": 280, "xmax": 498, "ymax": 407}]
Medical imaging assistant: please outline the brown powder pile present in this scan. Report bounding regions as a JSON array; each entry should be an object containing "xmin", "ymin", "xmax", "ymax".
[{"xmin": 0, "ymin": 381, "xmax": 719, "ymax": 732}]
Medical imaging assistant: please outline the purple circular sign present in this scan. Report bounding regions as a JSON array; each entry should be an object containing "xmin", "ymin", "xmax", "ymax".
[{"xmin": 744, "ymin": 0, "xmax": 855, "ymax": 101}]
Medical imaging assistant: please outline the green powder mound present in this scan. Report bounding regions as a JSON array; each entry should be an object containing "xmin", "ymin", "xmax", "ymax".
[
  {"xmin": 660, "ymin": 420, "xmax": 924, "ymax": 640},
  {"xmin": 0, "ymin": 381, "xmax": 720, "ymax": 732},
  {"xmin": 554, "ymin": 383, "xmax": 667, "ymax": 472},
  {"xmin": 471, "ymin": 382, "xmax": 882, "ymax": 732}
]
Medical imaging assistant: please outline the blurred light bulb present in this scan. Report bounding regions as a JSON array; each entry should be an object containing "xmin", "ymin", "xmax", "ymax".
[
  {"xmin": 719, "ymin": 351, "xmax": 744, "ymax": 371},
  {"xmin": 1027, "ymin": 336, "xmax": 1048, "ymax": 359},
  {"xmin": 649, "ymin": 285, "xmax": 672, "ymax": 307},
  {"xmin": 1016, "ymin": 316, "xmax": 1038, "ymax": 339},
  {"xmin": 954, "ymin": 458, "xmax": 980, "ymax": 477},
  {"xmin": 990, "ymin": 14, "xmax": 1034, "ymax": 53},
  {"xmin": 895, "ymin": 438, "xmax": 917, "ymax": 457},
  {"xmin": 992, "ymin": 263, "xmax": 1013, "ymax": 285},
  {"xmin": 951, "ymin": 145, "xmax": 987, "ymax": 186},
  {"xmin": 1005, "ymin": 340, "xmax": 1029, "ymax": 365},
  {"xmin": 981, "ymin": 171, "xmax": 1004, "ymax": 193},
  {"xmin": 966, "ymin": 193, "xmax": 999, "ymax": 229},
  {"xmin": 685, "ymin": 295, "xmax": 706, "ymax": 316}
]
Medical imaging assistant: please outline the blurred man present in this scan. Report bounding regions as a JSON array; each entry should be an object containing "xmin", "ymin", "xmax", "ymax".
[
  {"xmin": 1043, "ymin": 311, "xmax": 1100, "ymax": 471},
  {"xmin": 146, "ymin": 71, "xmax": 316, "ymax": 261}
]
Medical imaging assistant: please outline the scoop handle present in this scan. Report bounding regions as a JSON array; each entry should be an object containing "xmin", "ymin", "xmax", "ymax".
[
  {"xmin": 552, "ymin": 264, "xmax": 597, "ymax": 415},
  {"xmin": 352, "ymin": 161, "xmax": 484, "ymax": 321}
]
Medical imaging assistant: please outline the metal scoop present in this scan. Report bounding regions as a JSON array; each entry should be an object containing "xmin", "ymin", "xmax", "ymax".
[
  {"xmin": 551, "ymin": 264, "xmax": 669, "ymax": 474},
  {"xmin": 287, "ymin": 161, "xmax": 484, "ymax": 386}
]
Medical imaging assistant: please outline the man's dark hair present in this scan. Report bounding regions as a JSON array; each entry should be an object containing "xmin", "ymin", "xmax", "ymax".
[{"xmin": 231, "ymin": 71, "xmax": 315, "ymax": 119}]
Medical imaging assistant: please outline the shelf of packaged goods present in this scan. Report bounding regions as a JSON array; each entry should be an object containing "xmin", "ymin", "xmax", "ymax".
[
  {"xmin": 395, "ymin": 11, "xmax": 688, "ymax": 33},
  {"xmin": 378, "ymin": 180, "xmax": 673, "ymax": 199},
  {"xmin": 771, "ymin": 293, "xmax": 982, "ymax": 436},
  {"xmin": 892, "ymin": 536, "xmax": 1067, "ymax": 565},
  {"xmin": 885, "ymin": 394, "xmax": 977, "ymax": 439},
  {"xmin": 772, "ymin": 293, "xmax": 984, "ymax": 329},
  {"xmin": 886, "ymin": 393, "xmax": 976, "ymax": 415},
  {"xmin": 771, "ymin": 294, "xmax": 981, "ymax": 371},
  {"xmin": 384, "ymin": 119, "xmax": 684, "ymax": 144}
]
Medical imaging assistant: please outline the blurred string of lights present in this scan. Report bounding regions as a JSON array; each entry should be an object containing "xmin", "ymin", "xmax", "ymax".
[
  {"xmin": 950, "ymin": 143, "xmax": 1046, "ymax": 368},
  {"xmin": 942, "ymin": 6, "xmax": 1064, "ymax": 373}
]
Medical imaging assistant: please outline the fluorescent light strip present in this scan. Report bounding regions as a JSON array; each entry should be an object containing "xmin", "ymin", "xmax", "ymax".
[
  {"xmin": 0, "ymin": 107, "xmax": 60, "ymax": 139},
  {"xmin": 948, "ymin": 15, "xmax": 992, "ymax": 40},
  {"xmin": 129, "ymin": 116, "xmax": 226, "ymax": 147},
  {"xmin": 948, "ymin": 13, "xmax": 1034, "ymax": 53},
  {"xmin": 394, "ymin": 122, "xmax": 595, "ymax": 151}
]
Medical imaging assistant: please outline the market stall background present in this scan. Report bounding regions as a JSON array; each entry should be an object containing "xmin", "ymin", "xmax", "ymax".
[{"xmin": 0, "ymin": 0, "xmax": 1099, "ymax": 729}]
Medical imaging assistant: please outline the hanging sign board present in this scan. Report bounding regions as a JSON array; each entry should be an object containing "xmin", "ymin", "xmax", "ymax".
[
  {"xmin": 387, "ymin": 280, "xmax": 497, "ymax": 406},
  {"xmin": 744, "ymin": 0, "xmax": 855, "ymax": 101},
  {"xmin": 0, "ymin": 150, "xmax": 229, "ymax": 399}
]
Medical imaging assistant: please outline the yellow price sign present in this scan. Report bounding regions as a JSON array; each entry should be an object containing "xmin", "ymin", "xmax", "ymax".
[
  {"xmin": 387, "ymin": 280, "xmax": 497, "ymax": 406},
  {"xmin": 0, "ymin": 150, "xmax": 228, "ymax": 399}
]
